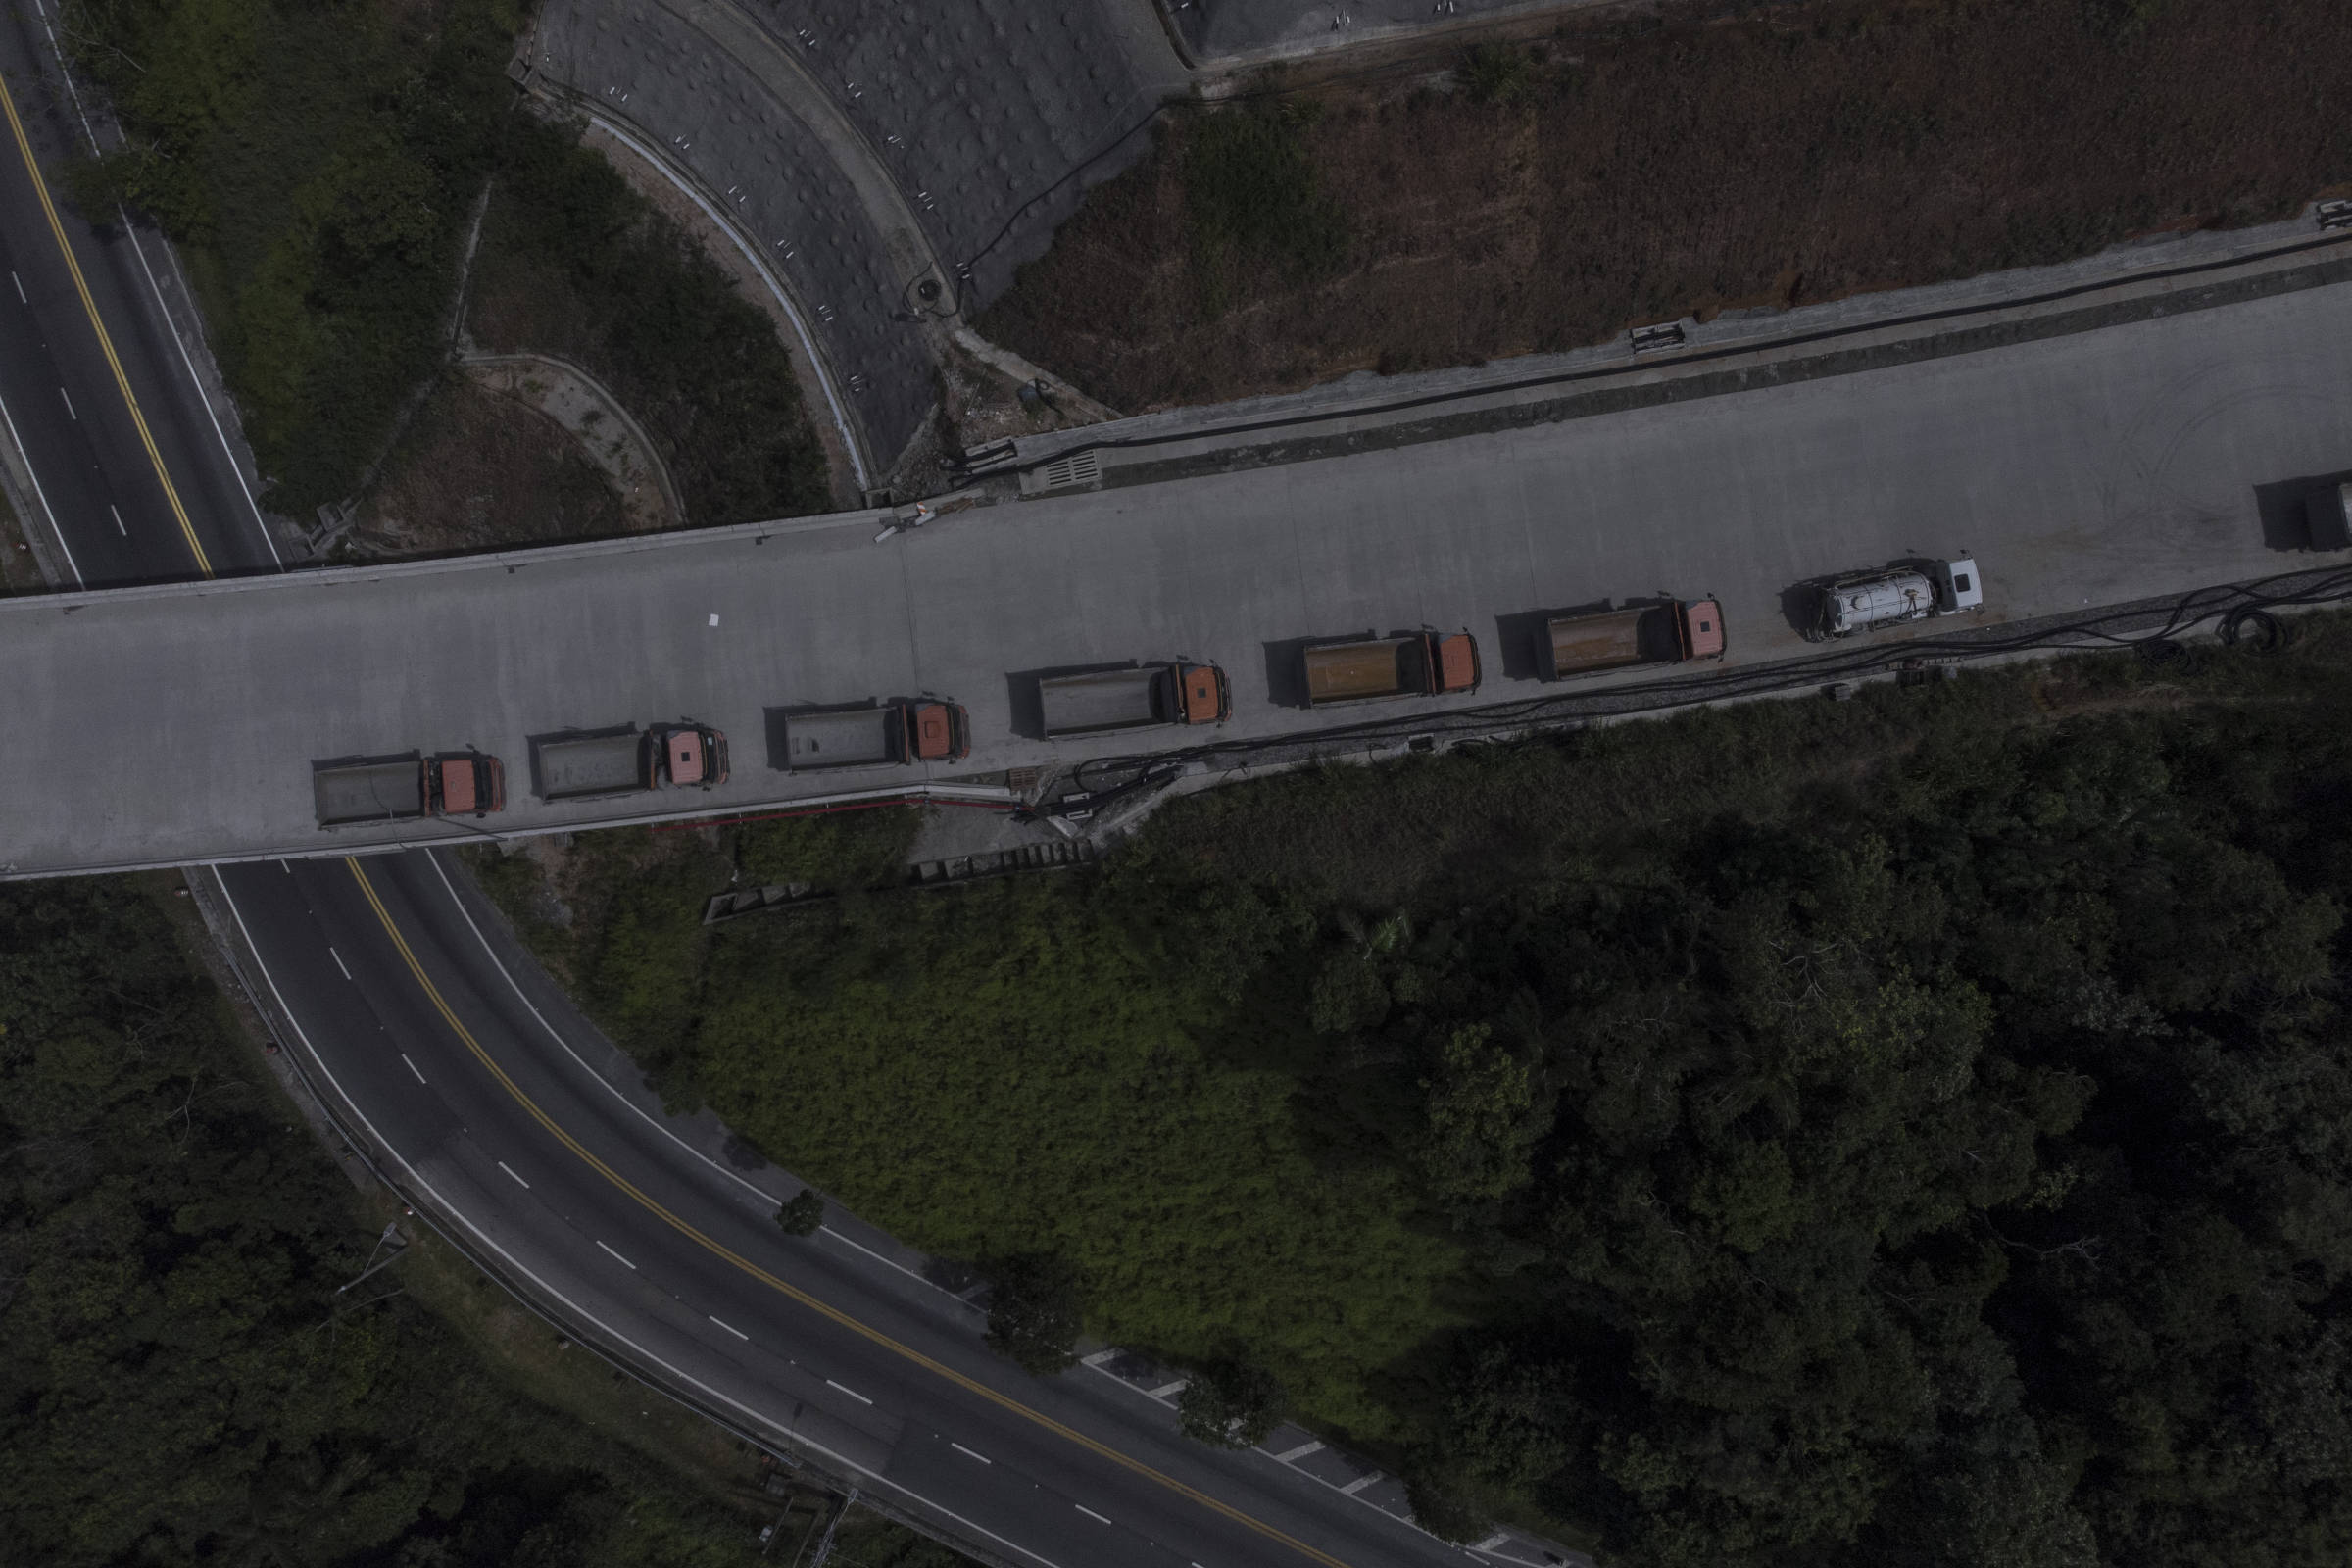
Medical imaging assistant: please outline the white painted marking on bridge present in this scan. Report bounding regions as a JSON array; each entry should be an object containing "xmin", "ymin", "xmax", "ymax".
[
  {"xmin": 597, "ymin": 1240, "xmax": 637, "ymax": 1270},
  {"xmin": 400, "ymin": 1054, "xmax": 426, "ymax": 1084},
  {"xmin": 329, "ymin": 946, "xmax": 351, "ymax": 979},
  {"xmin": 1074, "ymin": 1505, "xmax": 1112, "ymax": 1526},
  {"xmin": 951, "ymin": 1442, "xmax": 991, "ymax": 1464},
  {"xmin": 707, "ymin": 612, "xmax": 719, "ymax": 626},
  {"xmin": 58, "ymin": 386, "xmax": 75, "ymax": 419},
  {"xmin": 498, "ymin": 1161, "xmax": 530, "ymax": 1189},
  {"xmin": 10, "ymin": 270, "xmax": 23, "ymax": 302},
  {"xmin": 110, "ymin": 504, "xmax": 124, "ymax": 535},
  {"xmin": 709, "ymin": 1314, "xmax": 749, "ymax": 1341},
  {"xmin": 825, "ymin": 1378, "xmax": 873, "ymax": 1405}
]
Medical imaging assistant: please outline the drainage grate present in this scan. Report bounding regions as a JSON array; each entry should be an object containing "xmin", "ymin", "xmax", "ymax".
[{"xmin": 1037, "ymin": 449, "xmax": 1101, "ymax": 490}]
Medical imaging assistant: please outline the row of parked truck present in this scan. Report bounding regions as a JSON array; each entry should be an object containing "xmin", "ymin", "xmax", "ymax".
[{"xmin": 312, "ymin": 562, "xmax": 1979, "ymax": 825}]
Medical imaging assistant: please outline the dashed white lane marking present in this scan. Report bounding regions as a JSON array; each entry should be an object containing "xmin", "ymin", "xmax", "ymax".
[
  {"xmin": 825, "ymin": 1378, "xmax": 873, "ymax": 1405},
  {"xmin": 58, "ymin": 386, "xmax": 75, "ymax": 419},
  {"xmin": 597, "ymin": 1240, "xmax": 638, "ymax": 1270},
  {"xmin": 400, "ymin": 1054, "xmax": 426, "ymax": 1084},
  {"xmin": 329, "ymin": 946, "xmax": 351, "ymax": 979},
  {"xmin": 10, "ymin": 270, "xmax": 23, "ymax": 302},
  {"xmin": 951, "ymin": 1442, "xmax": 992, "ymax": 1464},
  {"xmin": 1074, "ymin": 1505, "xmax": 1112, "ymax": 1526},
  {"xmin": 498, "ymin": 1161, "xmax": 529, "ymax": 1189},
  {"xmin": 709, "ymin": 1315, "xmax": 750, "ymax": 1341},
  {"xmin": 109, "ymin": 504, "xmax": 124, "ymax": 535}
]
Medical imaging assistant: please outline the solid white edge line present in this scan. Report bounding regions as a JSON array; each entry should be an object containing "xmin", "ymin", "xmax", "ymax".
[
  {"xmin": 577, "ymin": 113, "xmax": 869, "ymax": 491},
  {"xmin": 24, "ymin": 0, "xmax": 283, "ymax": 570},
  {"xmin": 710, "ymin": 1314, "xmax": 750, "ymax": 1341},
  {"xmin": 119, "ymin": 221, "xmax": 282, "ymax": 567},
  {"xmin": 329, "ymin": 946, "xmax": 351, "ymax": 979},
  {"xmin": 400, "ymin": 1053, "xmax": 427, "ymax": 1085},
  {"xmin": 1076, "ymin": 1505, "xmax": 1113, "ymax": 1525},
  {"xmin": 498, "ymin": 1160, "xmax": 530, "ymax": 1189},
  {"xmin": 0, "ymin": 390, "xmax": 82, "ymax": 584},
  {"xmin": 825, "ymin": 1378, "xmax": 873, "ymax": 1405},
  {"xmin": 952, "ymin": 1442, "xmax": 993, "ymax": 1464},
  {"xmin": 597, "ymin": 1239, "xmax": 638, "ymax": 1270},
  {"xmin": 421, "ymin": 852, "xmax": 981, "ymax": 1314},
  {"xmin": 210, "ymin": 869, "xmax": 1071, "ymax": 1568}
]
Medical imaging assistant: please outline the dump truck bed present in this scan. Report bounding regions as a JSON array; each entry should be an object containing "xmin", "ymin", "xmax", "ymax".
[
  {"xmin": 1305, "ymin": 637, "xmax": 1428, "ymax": 705},
  {"xmin": 533, "ymin": 731, "xmax": 647, "ymax": 800},
  {"xmin": 314, "ymin": 760, "xmax": 425, "ymax": 825},
  {"xmin": 781, "ymin": 708, "xmax": 901, "ymax": 770},
  {"xmin": 1040, "ymin": 667, "xmax": 1173, "ymax": 736},
  {"xmin": 1542, "ymin": 607, "xmax": 1650, "ymax": 678}
]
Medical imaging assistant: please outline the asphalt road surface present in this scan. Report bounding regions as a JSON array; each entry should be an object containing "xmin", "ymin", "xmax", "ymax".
[
  {"xmin": 9, "ymin": 255, "xmax": 2352, "ymax": 875},
  {"xmin": 0, "ymin": 21, "xmax": 1526, "ymax": 1568},
  {"xmin": 213, "ymin": 850, "xmax": 1486, "ymax": 1568}
]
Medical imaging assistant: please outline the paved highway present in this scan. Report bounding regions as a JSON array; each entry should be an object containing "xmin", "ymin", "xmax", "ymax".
[
  {"xmin": 0, "ymin": 20, "xmax": 1525, "ymax": 1568},
  {"xmin": 210, "ymin": 849, "xmax": 1483, "ymax": 1568},
  {"xmin": 8, "ymin": 239, "xmax": 2352, "ymax": 875}
]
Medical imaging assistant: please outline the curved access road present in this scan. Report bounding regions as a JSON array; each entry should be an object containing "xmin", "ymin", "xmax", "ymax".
[
  {"xmin": 209, "ymin": 849, "xmax": 1481, "ymax": 1568},
  {"xmin": 0, "ymin": 22, "xmax": 1488, "ymax": 1568}
]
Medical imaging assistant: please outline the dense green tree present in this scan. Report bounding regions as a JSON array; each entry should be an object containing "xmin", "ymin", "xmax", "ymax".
[
  {"xmin": 474, "ymin": 626, "xmax": 2352, "ymax": 1568},
  {"xmin": 984, "ymin": 1254, "xmax": 1086, "ymax": 1377},
  {"xmin": 1177, "ymin": 1359, "xmax": 1286, "ymax": 1449}
]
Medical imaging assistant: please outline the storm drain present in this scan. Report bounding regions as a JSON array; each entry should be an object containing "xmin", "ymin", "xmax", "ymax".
[{"xmin": 1021, "ymin": 447, "xmax": 1102, "ymax": 495}]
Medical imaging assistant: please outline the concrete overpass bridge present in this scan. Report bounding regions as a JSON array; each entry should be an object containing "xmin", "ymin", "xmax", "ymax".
[{"xmin": 8, "ymin": 222, "xmax": 2352, "ymax": 879}]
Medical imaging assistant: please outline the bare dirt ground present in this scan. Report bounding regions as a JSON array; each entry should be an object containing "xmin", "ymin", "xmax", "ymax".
[
  {"xmin": 980, "ymin": 0, "xmax": 2352, "ymax": 412},
  {"xmin": 355, "ymin": 376, "xmax": 631, "ymax": 556}
]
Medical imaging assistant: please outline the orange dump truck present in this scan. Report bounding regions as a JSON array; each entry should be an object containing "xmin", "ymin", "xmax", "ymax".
[
  {"xmin": 532, "ymin": 723, "xmax": 726, "ymax": 802},
  {"xmin": 1039, "ymin": 662, "xmax": 1229, "ymax": 737},
  {"xmin": 1303, "ymin": 632, "xmax": 1481, "ymax": 707},
  {"xmin": 1540, "ymin": 599, "xmax": 1726, "ymax": 680},
  {"xmin": 780, "ymin": 700, "xmax": 969, "ymax": 771},
  {"xmin": 314, "ymin": 753, "xmax": 506, "ymax": 826}
]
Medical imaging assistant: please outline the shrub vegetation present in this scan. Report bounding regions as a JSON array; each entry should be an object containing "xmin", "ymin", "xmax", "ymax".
[
  {"xmin": 981, "ymin": 0, "xmax": 2352, "ymax": 408},
  {"xmin": 479, "ymin": 621, "xmax": 2352, "ymax": 1567},
  {"xmin": 65, "ymin": 0, "xmax": 516, "ymax": 513},
  {"xmin": 0, "ymin": 875, "xmax": 861, "ymax": 1565}
]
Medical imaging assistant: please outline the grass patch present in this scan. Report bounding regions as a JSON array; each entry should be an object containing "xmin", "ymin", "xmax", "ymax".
[
  {"xmin": 465, "ymin": 119, "xmax": 832, "ymax": 526},
  {"xmin": 980, "ymin": 0, "xmax": 2352, "ymax": 407},
  {"xmin": 473, "ymin": 617, "xmax": 2352, "ymax": 1565},
  {"xmin": 65, "ymin": 0, "xmax": 515, "ymax": 514}
]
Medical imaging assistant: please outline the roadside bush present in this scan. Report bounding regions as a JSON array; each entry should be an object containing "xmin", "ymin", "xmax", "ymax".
[
  {"xmin": 65, "ymin": 0, "xmax": 516, "ymax": 512},
  {"xmin": 984, "ymin": 1254, "xmax": 1086, "ymax": 1376},
  {"xmin": 466, "ymin": 119, "xmax": 832, "ymax": 525},
  {"xmin": 1176, "ymin": 1359, "xmax": 1287, "ymax": 1449}
]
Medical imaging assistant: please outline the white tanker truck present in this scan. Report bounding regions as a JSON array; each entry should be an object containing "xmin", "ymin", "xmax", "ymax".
[{"xmin": 1808, "ymin": 558, "xmax": 1984, "ymax": 640}]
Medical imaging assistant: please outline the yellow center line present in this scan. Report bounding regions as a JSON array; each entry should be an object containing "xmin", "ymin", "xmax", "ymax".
[
  {"xmin": 343, "ymin": 858, "xmax": 1358, "ymax": 1568},
  {"xmin": 0, "ymin": 77, "xmax": 213, "ymax": 576}
]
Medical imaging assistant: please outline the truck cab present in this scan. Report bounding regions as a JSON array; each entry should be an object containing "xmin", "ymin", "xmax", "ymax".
[
  {"xmin": 428, "ymin": 754, "xmax": 506, "ymax": 816},
  {"xmin": 1174, "ymin": 662, "xmax": 1231, "ymax": 724},
  {"xmin": 905, "ymin": 701, "xmax": 970, "ymax": 763},
  {"xmin": 649, "ymin": 724, "xmax": 729, "ymax": 789}
]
